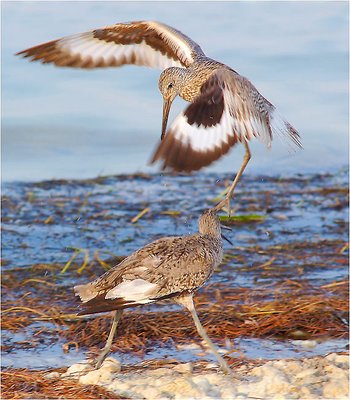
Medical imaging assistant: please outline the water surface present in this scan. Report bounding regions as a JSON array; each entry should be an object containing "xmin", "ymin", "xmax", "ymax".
[
  {"xmin": 2, "ymin": 1, "xmax": 349, "ymax": 182},
  {"xmin": 2, "ymin": 171, "xmax": 348, "ymax": 369}
]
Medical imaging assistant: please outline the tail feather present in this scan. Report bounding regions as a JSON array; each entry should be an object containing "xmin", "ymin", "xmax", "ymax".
[
  {"xmin": 76, "ymin": 290, "xmax": 181, "ymax": 316},
  {"xmin": 77, "ymin": 294, "xmax": 138, "ymax": 316},
  {"xmin": 74, "ymin": 283, "xmax": 98, "ymax": 303},
  {"xmin": 270, "ymin": 109, "xmax": 302, "ymax": 150}
]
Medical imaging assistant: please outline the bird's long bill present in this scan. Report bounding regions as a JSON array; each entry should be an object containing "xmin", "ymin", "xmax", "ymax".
[
  {"xmin": 220, "ymin": 225, "xmax": 233, "ymax": 245},
  {"xmin": 221, "ymin": 233, "xmax": 233, "ymax": 246},
  {"xmin": 161, "ymin": 98, "xmax": 172, "ymax": 140}
]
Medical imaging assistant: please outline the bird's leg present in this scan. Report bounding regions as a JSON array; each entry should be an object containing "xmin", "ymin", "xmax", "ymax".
[
  {"xmin": 176, "ymin": 295, "xmax": 237, "ymax": 377},
  {"xmin": 214, "ymin": 141, "xmax": 251, "ymax": 215},
  {"xmin": 95, "ymin": 309, "xmax": 123, "ymax": 369}
]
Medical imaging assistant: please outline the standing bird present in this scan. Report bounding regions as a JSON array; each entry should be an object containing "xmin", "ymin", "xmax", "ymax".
[
  {"xmin": 74, "ymin": 209, "xmax": 232, "ymax": 374},
  {"xmin": 17, "ymin": 21, "xmax": 301, "ymax": 211}
]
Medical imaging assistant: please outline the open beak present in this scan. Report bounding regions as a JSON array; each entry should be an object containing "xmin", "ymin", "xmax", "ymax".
[
  {"xmin": 161, "ymin": 97, "xmax": 173, "ymax": 140},
  {"xmin": 221, "ymin": 233, "xmax": 233, "ymax": 246},
  {"xmin": 221, "ymin": 225, "xmax": 233, "ymax": 245}
]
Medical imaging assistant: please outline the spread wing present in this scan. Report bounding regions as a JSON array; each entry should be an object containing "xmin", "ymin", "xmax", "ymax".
[
  {"xmin": 16, "ymin": 21, "xmax": 205, "ymax": 69},
  {"xmin": 151, "ymin": 68, "xmax": 302, "ymax": 172}
]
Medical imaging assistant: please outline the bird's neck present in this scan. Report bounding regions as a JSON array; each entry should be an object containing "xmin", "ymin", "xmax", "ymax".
[
  {"xmin": 176, "ymin": 64, "xmax": 214, "ymax": 102},
  {"xmin": 199, "ymin": 223, "xmax": 222, "ymax": 239},
  {"xmin": 200, "ymin": 228, "xmax": 222, "ymax": 239},
  {"xmin": 177, "ymin": 59, "xmax": 224, "ymax": 102}
]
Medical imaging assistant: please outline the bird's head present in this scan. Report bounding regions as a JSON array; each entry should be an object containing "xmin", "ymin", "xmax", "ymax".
[
  {"xmin": 199, "ymin": 209, "xmax": 233, "ymax": 245},
  {"xmin": 198, "ymin": 209, "xmax": 221, "ymax": 237},
  {"xmin": 158, "ymin": 67, "xmax": 185, "ymax": 139}
]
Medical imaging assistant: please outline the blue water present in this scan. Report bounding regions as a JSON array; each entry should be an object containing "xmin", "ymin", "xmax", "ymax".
[
  {"xmin": 2, "ymin": 171, "xmax": 348, "ymax": 274},
  {"xmin": 3, "ymin": 332, "xmax": 348, "ymax": 369},
  {"xmin": 2, "ymin": 1, "xmax": 349, "ymax": 182}
]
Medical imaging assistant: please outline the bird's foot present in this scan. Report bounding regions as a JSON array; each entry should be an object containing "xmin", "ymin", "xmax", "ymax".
[
  {"xmin": 214, "ymin": 196, "xmax": 234, "ymax": 216},
  {"xmin": 95, "ymin": 350, "xmax": 109, "ymax": 370},
  {"xmin": 217, "ymin": 359, "xmax": 243, "ymax": 380}
]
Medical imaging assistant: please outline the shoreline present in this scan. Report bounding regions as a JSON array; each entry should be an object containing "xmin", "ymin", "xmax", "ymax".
[{"xmin": 3, "ymin": 352, "xmax": 348, "ymax": 399}]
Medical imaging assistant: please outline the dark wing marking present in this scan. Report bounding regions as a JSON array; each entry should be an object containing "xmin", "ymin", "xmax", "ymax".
[
  {"xmin": 151, "ymin": 68, "xmax": 302, "ymax": 172},
  {"xmin": 16, "ymin": 21, "xmax": 205, "ymax": 69}
]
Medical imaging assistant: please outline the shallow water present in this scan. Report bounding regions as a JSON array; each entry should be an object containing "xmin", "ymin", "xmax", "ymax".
[
  {"xmin": 2, "ymin": 170, "xmax": 348, "ymax": 273},
  {"xmin": 3, "ymin": 333, "xmax": 348, "ymax": 370},
  {"xmin": 1, "ymin": 170, "xmax": 348, "ymax": 369}
]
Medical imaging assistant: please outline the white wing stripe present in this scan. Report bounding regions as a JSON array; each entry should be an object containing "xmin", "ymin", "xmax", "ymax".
[
  {"xmin": 57, "ymin": 34, "xmax": 185, "ymax": 69},
  {"xmin": 47, "ymin": 34, "xmax": 185, "ymax": 68},
  {"xmin": 105, "ymin": 278, "xmax": 158, "ymax": 302},
  {"xmin": 18, "ymin": 21, "xmax": 200, "ymax": 69},
  {"xmin": 149, "ymin": 22, "xmax": 194, "ymax": 64},
  {"xmin": 170, "ymin": 85, "xmax": 275, "ymax": 154},
  {"xmin": 89, "ymin": 41, "xmax": 115, "ymax": 60},
  {"xmin": 59, "ymin": 36, "xmax": 98, "ymax": 54},
  {"xmin": 102, "ymin": 42, "xmax": 121, "ymax": 63}
]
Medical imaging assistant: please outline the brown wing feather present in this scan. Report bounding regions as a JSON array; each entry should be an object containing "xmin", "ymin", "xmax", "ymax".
[
  {"xmin": 16, "ymin": 21, "xmax": 204, "ymax": 70},
  {"xmin": 75, "ymin": 235, "xmax": 219, "ymax": 315},
  {"xmin": 151, "ymin": 68, "xmax": 301, "ymax": 172},
  {"xmin": 77, "ymin": 291, "xmax": 182, "ymax": 315}
]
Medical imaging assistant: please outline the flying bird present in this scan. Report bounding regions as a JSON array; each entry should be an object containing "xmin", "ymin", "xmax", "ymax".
[{"xmin": 17, "ymin": 21, "xmax": 301, "ymax": 211}]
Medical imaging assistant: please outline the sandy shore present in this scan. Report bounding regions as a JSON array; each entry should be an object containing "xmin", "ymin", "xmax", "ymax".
[{"xmin": 56, "ymin": 352, "xmax": 349, "ymax": 399}]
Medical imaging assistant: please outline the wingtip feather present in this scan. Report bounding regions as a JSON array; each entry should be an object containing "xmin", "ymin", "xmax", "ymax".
[{"xmin": 270, "ymin": 110, "xmax": 302, "ymax": 150}]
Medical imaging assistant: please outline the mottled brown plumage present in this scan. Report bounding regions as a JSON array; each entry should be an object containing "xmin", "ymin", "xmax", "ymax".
[
  {"xmin": 74, "ymin": 209, "xmax": 235, "ymax": 374},
  {"xmin": 75, "ymin": 209, "xmax": 223, "ymax": 314}
]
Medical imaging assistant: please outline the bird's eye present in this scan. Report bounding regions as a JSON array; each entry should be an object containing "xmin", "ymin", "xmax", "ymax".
[{"xmin": 167, "ymin": 83, "xmax": 173, "ymax": 89}]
